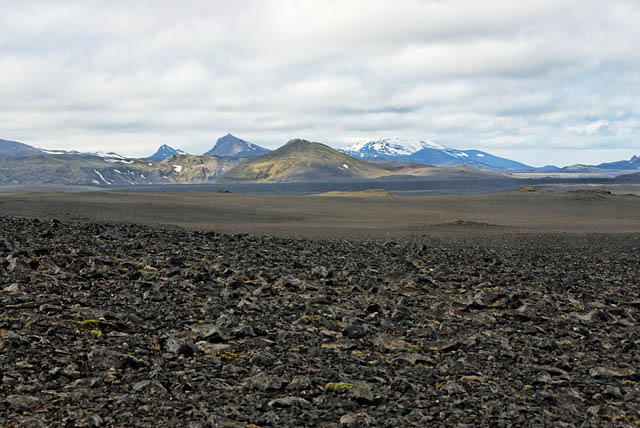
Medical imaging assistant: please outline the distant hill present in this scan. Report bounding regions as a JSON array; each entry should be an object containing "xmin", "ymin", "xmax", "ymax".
[
  {"xmin": 615, "ymin": 170, "xmax": 640, "ymax": 182},
  {"xmin": 0, "ymin": 139, "xmax": 43, "ymax": 157},
  {"xmin": 161, "ymin": 154, "xmax": 242, "ymax": 182},
  {"xmin": 595, "ymin": 155, "xmax": 640, "ymax": 170},
  {"xmin": 205, "ymin": 134, "xmax": 270, "ymax": 158},
  {"xmin": 0, "ymin": 151, "xmax": 241, "ymax": 186},
  {"xmin": 145, "ymin": 144, "xmax": 186, "ymax": 161},
  {"xmin": 540, "ymin": 155, "xmax": 640, "ymax": 173},
  {"xmin": 222, "ymin": 139, "xmax": 385, "ymax": 182},
  {"xmin": 340, "ymin": 137, "xmax": 534, "ymax": 171}
]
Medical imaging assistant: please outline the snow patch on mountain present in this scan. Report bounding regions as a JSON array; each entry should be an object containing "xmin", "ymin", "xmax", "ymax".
[
  {"xmin": 94, "ymin": 169, "xmax": 111, "ymax": 184},
  {"xmin": 340, "ymin": 137, "xmax": 535, "ymax": 171},
  {"xmin": 342, "ymin": 138, "xmax": 445, "ymax": 156}
]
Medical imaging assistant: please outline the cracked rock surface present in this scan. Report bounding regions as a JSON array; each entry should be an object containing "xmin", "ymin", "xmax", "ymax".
[{"xmin": 1, "ymin": 216, "xmax": 640, "ymax": 427}]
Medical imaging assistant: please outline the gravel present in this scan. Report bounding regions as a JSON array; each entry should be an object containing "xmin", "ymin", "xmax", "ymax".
[{"xmin": 1, "ymin": 216, "xmax": 640, "ymax": 427}]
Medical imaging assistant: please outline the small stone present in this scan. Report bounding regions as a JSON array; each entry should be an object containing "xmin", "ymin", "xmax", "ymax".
[
  {"xmin": 366, "ymin": 303, "xmax": 382, "ymax": 314},
  {"xmin": 250, "ymin": 350, "xmax": 278, "ymax": 366},
  {"xmin": 243, "ymin": 372, "xmax": 283, "ymax": 391},
  {"xmin": 340, "ymin": 413, "xmax": 357, "ymax": 425},
  {"xmin": 178, "ymin": 342, "xmax": 200, "ymax": 357},
  {"xmin": 603, "ymin": 386, "xmax": 622, "ymax": 398},
  {"xmin": 441, "ymin": 381, "xmax": 466, "ymax": 395},
  {"xmin": 351, "ymin": 381, "xmax": 375, "ymax": 403},
  {"xmin": 589, "ymin": 367, "xmax": 636, "ymax": 378},
  {"xmin": 391, "ymin": 306, "xmax": 411, "ymax": 320},
  {"xmin": 167, "ymin": 256, "xmax": 183, "ymax": 267},
  {"xmin": 132, "ymin": 380, "xmax": 167, "ymax": 395},
  {"xmin": 91, "ymin": 414, "xmax": 104, "ymax": 427},
  {"xmin": 3, "ymin": 282, "xmax": 20, "ymax": 292},
  {"xmin": 268, "ymin": 396, "xmax": 311, "ymax": 408},
  {"xmin": 286, "ymin": 375, "xmax": 313, "ymax": 391},
  {"xmin": 312, "ymin": 265, "xmax": 331, "ymax": 278},
  {"xmin": 7, "ymin": 395, "xmax": 42, "ymax": 411},
  {"xmin": 342, "ymin": 320, "xmax": 367, "ymax": 339},
  {"xmin": 160, "ymin": 334, "xmax": 180, "ymax": 353},
  {"xmin": 194, "ymin": 324, "xmax": 231, "ymax": 343}
]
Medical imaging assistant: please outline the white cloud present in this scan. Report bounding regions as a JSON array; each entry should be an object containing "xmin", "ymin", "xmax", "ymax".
[
  {"xmin": 0, "ymin": 0, "xmax": 638, "ymax": 165},
  {"xmin": 567, "ymin": 120, "xmax": 611, "ymax": 135}
]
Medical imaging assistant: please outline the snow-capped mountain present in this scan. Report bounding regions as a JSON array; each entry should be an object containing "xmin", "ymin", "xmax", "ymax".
[
  {"xmin": 341, "ymin": 137, "xmax": 446, "ymax": 158},
  {"xmin": 340, "ymin": 138, "xmax": 534, "ymax": 171},
  {"xmin": 144, "ymin": 144, "xmax": 186, "ymax": 161},
  {"xmin": 38, "ymin": 147, "xmax": 134, "ymax": 163}
]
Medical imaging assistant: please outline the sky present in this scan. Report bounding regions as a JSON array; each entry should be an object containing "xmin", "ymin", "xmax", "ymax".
[{"xmin": 0, "ymin": 0, "xmax": 638, "ymax": 167}]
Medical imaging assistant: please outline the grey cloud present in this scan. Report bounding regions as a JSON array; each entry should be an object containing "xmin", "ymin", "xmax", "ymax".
[{"xmin": 0, "ymin": 0, "xmax": 638, "ymax": 165}]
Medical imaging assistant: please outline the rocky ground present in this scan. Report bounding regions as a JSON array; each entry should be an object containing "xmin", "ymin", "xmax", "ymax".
[{"xmin": 1, "ymin": 216, "xmax": 640, "ymax": 427}]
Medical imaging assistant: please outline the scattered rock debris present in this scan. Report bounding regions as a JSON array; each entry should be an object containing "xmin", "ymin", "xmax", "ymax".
[{"xmin": 1, "ymin": 216, "xmax": 640, "ymax": 427}]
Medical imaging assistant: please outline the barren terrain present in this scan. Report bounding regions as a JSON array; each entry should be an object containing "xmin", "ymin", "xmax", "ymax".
[
  {"xmin": 1, "ymin": 189, "xmax": 639, "ymax": 237},
  {"xmin": 1, "ymin": 190, "xmax": 640, "ymax": 427}
]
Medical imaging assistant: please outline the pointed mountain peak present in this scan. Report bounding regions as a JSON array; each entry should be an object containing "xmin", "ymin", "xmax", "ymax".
[
  {"xmin": 205, "ymin": 134, "xmax": 271, "ymax": 158},
  {"xmin": 144, "ymin": 144, "xmax": 186, "ymax": 161}
]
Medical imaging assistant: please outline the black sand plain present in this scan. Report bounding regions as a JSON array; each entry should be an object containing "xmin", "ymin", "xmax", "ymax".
[
  {"xmin": 1, "ymin": 188, "xmax": 640, "ymax": 236},
  {"xmin": 2, "ymin": 189, "xmax": 640, "ymax": 427}
]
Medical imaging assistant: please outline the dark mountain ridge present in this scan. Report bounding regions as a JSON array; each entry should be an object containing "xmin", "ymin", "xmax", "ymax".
[
  {"xmin": 0, "ymin": 138, "xmax": 43, "ymax": 158},
  {"xmin": 204, "ymin": 134, "xmax": 271, "ymax": 158}
]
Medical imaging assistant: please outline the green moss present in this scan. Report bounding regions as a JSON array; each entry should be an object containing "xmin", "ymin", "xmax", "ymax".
[
  {"xmin": 24, "ymin": 320, "xmax": 34, "ymax": 328},
  {"xmin": 301, "ymin": 314, "xmax": 322, "ymax": 321},
  {"xmin": 408, "ymin": 344, "xmax": 421, "ymax": 354},
  {"xmin": 77, "ymin": 319, "xmax": 103, "ymax": 336},
  {"xmin": 325, "ymin": 382, "xmax": 353, "ymax": 391},
  {"xmin": 215, "ymin": 351, "xmax": 239, "ymax": 361}
]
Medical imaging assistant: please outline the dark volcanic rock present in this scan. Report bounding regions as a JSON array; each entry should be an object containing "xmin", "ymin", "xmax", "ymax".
[{"xmin": 1, "ymin": 216, "xmax": 640, "ymax": 426}]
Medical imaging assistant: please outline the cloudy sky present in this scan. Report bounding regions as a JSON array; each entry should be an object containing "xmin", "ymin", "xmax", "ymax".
[{"xmin": 1, "ymin": 0, "xmax": 638, "ymax": 166}]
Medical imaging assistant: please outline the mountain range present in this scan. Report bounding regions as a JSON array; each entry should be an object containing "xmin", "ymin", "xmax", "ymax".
[
  {"xmin": 141, "ymin": 134, "xmax": 270, "ymax": 161},
  {"xmin": 340, "ymin": 138, "xmax": 534, "ymax": 171},
  {"xmin": 572, "ymin": 155, "xmax": 640, "ymax": 171},
  {"xmin": 0, "ymin": 135, "xmax": 638, "ymax": 186},
  {"xmin": 0, "ymin": 136, "xmax": 505, "ymax": 185},
  {"xmin": 222, "ymin": 139, "xmax": 504, "ymax": 182}
]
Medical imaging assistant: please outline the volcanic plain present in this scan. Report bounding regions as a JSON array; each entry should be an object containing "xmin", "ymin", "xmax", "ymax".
[{"xmin": 1, "ymin": 189, "xmax": 640, "ymax": 427}]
